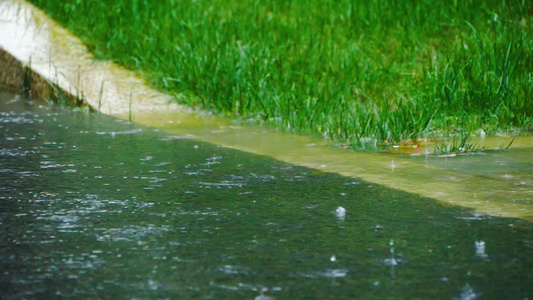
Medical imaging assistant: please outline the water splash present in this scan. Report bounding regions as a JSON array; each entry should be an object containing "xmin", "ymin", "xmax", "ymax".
[
  {"xmin": 454, "ymin": 283, "xmax": 482, "ymax": 300},
  {"xmin": 383, "ymin": 239, "xmax": 399, "ymax": 267},
  {"xmin": 334, "ymin": 206, "xmax": 346, "ymax": 222},
  {"xmin": 475, "ymin": 240, "xmax": 488, "ymax": 259}
]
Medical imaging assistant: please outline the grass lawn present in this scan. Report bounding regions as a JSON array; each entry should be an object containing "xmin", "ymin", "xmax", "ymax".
[{"xmin": 29, "ymin": 0, "xmax": 533, "ymax": 148}]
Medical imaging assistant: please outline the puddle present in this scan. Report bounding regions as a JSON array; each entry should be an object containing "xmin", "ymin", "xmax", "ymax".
[
  {"xmin": 136, "ymin": 111, "xmax": 533, "ymax": 220},
  {"xmin": 2, "ymin": 89, "xmax": 533, "ymax": 298}
]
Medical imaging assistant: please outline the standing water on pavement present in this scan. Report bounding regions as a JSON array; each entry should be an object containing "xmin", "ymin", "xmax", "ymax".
[{"xmin": 1, "ymin": 88, "xmax": 532, "ymax": 299}]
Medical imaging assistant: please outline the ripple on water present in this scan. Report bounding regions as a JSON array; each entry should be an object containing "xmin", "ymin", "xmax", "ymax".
[
  {"xmin": 212, "ymin": 282, "xmax": 281, "ymax": 299},
  {"xmin": 217, "ymin": 265, "xmax": 253, "ymax": 275},
  {"xmin": 35, "ymin": 215, "xmax": 80, "ymax": 229},
  {"xmin": 96, "ymin": 225, "xmax": 170, "ymax": 242},
  {"xmin": 0, "ymin": 115, "xmax": 43, "ymax": 124},
  {"xmin": 301, "ymin": 268, "xmax": 349, "ymax": 279},
  {"xmin": 95, "ymin": 129, "xmax": 143, "ymax": 136},
  {"xmin": 1, "ymin": 148, "xmax": 38, "ymax": 157},
  {"xmin": 197, "ymin": 181, "xmax": 245, "ymax": 188}
]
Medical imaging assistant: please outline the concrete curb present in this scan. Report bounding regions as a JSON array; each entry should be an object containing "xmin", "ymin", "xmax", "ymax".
[{"xmin": 0, "ymin": 0, "xmax": 184, "ymax": 117}]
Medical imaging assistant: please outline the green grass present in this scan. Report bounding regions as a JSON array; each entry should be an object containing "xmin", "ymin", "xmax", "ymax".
[
  {"xmin": 29, "ymin": 0, "xmax": 533, "ymax": 146},
  {"xmin": 434, "ymin": 131, "xmax": 481, "ymax": 155}
]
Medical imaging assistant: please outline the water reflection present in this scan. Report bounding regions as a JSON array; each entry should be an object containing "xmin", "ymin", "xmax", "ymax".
[{"xmin": 1, "ymin": 90, "xmax": 533, "ymax": 298}]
